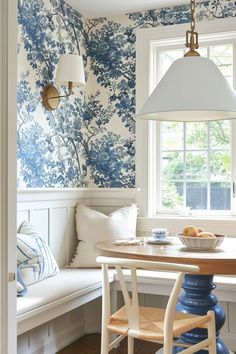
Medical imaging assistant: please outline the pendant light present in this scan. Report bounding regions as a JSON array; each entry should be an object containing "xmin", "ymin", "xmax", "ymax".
[{"xmin": 136, "ymin": 0, "xmax": 236, "ymax": 122}]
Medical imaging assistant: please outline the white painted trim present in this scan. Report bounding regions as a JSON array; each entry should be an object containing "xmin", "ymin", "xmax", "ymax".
[
  {"xmin": 136, "ymin": 17, "xmax": 236, "ymax": 45},
  {"xmin": 0, "ymin": 1, "xmax": 17, "ymax": 354},
  {"xmin": 17, "ymin": 188, "xmax": 138, "ymax": 202},
  {"xmin": 7, "ymin": 1, "xmax": 17, "ymax": 352},
  {"xmin": 0, "ymin": 1, "xmax": 5, "ymax": 348},
  {"xmin": 136, "ymin": 25, "xmax": 150, "ymax": 216},
  {"xmin": 136, "ymin": 17, "xmax": 236, "ymax": 217}
]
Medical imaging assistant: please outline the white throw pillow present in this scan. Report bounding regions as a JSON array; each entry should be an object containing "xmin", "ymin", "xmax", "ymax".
[{"xmin": 69, "ymin": 203, "xmax": 138, "ymax": 268}]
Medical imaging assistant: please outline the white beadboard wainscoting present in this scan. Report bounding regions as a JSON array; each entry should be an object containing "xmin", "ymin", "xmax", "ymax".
[
  {"xmin": 17, "ymin": 188, "xmax": 138, "ymax": 267},
  {"xmin": 17, "ymin": 188, "xmax": 236, "ymax": 354}
]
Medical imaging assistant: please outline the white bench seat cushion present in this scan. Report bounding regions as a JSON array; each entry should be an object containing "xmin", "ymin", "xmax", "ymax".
[{"xmin": 17, "ymin": 269, "xmax": 115, "ymax": 317}]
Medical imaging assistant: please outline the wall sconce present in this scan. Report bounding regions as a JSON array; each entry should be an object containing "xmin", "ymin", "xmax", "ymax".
[{"xmin": 43, "ymin": 54, "xmax": 86, "ymax": 111}]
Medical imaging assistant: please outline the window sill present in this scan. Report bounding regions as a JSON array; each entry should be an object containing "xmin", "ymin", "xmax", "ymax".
[
  {"xmin": 149, "ymin": 214, "xmax": 236, "ymax": 222},
  {"xmin": 137, "ymin": 215, "xmax": 236, "ymax": 237}
]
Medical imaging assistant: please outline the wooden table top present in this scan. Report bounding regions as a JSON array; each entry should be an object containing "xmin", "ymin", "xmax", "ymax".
[{"xmin": 96, "ymin": 237, "xmax": 236, "ymax": 275}]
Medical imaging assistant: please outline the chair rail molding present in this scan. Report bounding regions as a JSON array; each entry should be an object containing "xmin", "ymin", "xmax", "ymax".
[{"xmin": 17, "ymin": 187, "xmax": 138, "ymax": 203}]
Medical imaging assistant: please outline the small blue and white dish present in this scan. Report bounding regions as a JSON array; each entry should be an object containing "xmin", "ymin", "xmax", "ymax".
[{"xmin": 146, "ymin": 236, "xmax": 173, "ymax": 245}]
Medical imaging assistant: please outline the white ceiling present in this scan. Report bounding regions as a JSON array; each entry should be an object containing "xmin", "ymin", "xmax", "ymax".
[{"xmin": 66, "ymin": 0, "xmax": 189, "ymax": 18}]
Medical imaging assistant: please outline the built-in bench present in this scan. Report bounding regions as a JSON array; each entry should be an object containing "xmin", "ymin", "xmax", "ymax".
[
  {"xmin": 17, "ymin": 189, "xmax": 236, "ymax": 354},
  {"xmin": 17, "ymin": 269, "xmax": 115, "ymax": 335},
  {"xmin": 17, "ymin": 188, "xmax": 137, "ymax": 354}
]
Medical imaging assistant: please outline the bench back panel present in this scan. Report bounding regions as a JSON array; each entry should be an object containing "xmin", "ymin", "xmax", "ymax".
[{"xmin": 17, "ymin": 189, "xmax": 137, "ymax": 267}]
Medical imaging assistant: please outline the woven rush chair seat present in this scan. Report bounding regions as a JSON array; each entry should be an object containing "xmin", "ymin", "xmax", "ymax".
[{"xmin": 108, "ymin": 306, "xmax": 210, "ymax": 340}]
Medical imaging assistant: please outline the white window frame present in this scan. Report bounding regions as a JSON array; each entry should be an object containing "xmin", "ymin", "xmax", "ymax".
[{"xmin": 136, "ymin": 18, "xmax": 236, "ymax": 218}]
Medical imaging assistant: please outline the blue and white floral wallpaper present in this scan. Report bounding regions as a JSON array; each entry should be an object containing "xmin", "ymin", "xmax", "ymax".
[
  {"xmin": 17, "ymin": 0, "xmax": 236, "ymax": 188},
  {"xmin": 17, "ymin": 0, "xmax": 88, "ymax": 187}
]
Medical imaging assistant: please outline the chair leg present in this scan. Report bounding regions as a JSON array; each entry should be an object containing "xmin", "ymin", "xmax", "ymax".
[
  {"xmin": 128, "ymin": 336, "xmax": 134, "ymax": 354},
  {"xmin": 163, "ymin": 343, "xmax": 173, "ymax": 354},
  {"xmin": 207, "ymin": 311, "xmax": 217, "ymax": 354},
  {"xmin": 101, "ymin": 327, "xmax": 110, "ymax": 354}
]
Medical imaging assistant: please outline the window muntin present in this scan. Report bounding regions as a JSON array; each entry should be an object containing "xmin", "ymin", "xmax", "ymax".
[{"xmin": 157, "ymin": 43, "xmax": 233, "ymax": 213}]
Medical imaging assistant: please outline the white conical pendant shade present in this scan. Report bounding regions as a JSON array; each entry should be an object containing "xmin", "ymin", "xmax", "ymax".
[{"xmin": 136, "ymin": 56, "xmax": 236, "ymax": 122}]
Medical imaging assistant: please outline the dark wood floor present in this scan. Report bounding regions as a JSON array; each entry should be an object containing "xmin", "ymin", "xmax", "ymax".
[{"xmin": 58, "ymin": 334, "xmax": 161, "ymax": 354}]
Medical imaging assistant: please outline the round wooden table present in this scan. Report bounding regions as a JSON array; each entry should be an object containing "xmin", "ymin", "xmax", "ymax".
[{"xmin": 96, "ymin": 237, "xmax": 236, "ymax": 354}]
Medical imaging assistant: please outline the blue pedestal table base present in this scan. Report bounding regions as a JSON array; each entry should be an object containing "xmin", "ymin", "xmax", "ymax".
[{"xmin": 173, "ymin": 274, "xmax": 229, "ymax": 354}]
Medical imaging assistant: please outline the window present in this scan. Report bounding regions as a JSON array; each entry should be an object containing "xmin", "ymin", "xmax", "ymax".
[
  {"xmin": 160, "ymin": 120, "xmax": 231, "ymax": 212},
  {"xmin": 136, "ymin": 20, "xmax": 236, "ymax": 216}
]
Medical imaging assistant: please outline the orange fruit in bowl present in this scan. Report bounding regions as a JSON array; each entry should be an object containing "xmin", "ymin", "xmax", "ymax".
[
  {"xmin": 182, "ymin": 226, "xmax": 198, "ymax": 237},
  {"xmin": 197, "ymin": 232, "xmax": 215, "ymax": 238}
]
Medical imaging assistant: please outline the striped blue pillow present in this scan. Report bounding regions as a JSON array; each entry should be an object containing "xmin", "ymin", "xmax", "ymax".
[
  {"xmin": 17, "ymin": 268, "xmax": 27, "ymax": 297},
  {"xmin": 17, "ymin": 221, "xmax": 59, "ymax": 286}
]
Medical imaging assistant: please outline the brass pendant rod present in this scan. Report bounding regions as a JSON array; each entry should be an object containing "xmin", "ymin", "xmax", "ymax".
[
  {"xmin": 184, "ymin": 0, "xmax": 200, "ymax": 57},
  {"xmin": 190, "ymin": 0, "xmax": 196, "ymax": 33}
]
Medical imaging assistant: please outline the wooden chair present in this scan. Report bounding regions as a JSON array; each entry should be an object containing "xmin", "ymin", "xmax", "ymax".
[{"xmin": 96, "ymin": 256, "xmax": 216, "ymax": 354}]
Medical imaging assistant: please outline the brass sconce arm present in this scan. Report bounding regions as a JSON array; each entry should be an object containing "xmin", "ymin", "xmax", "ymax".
[{"xmin": 43, "ymin": 81, "xmax": 73, "ymax": 111}]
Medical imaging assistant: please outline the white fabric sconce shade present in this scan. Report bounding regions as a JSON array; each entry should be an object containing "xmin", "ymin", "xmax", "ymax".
[
  {"xmin": 56, "ymin": 54, "xmax": 86, "ymax": 87},
  {"xmin": 136, "ymin": 56, "xmax": 236, "ymax": 122}
]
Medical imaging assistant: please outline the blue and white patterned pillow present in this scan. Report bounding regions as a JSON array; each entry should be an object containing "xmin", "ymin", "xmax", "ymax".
[
  {"xmin": 17, "ymin": 221, "xmax": 59, "ymax": 286},
  {"xmin": 17, "ymin": 268, "xmax": 27, "ymax": 297}
]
